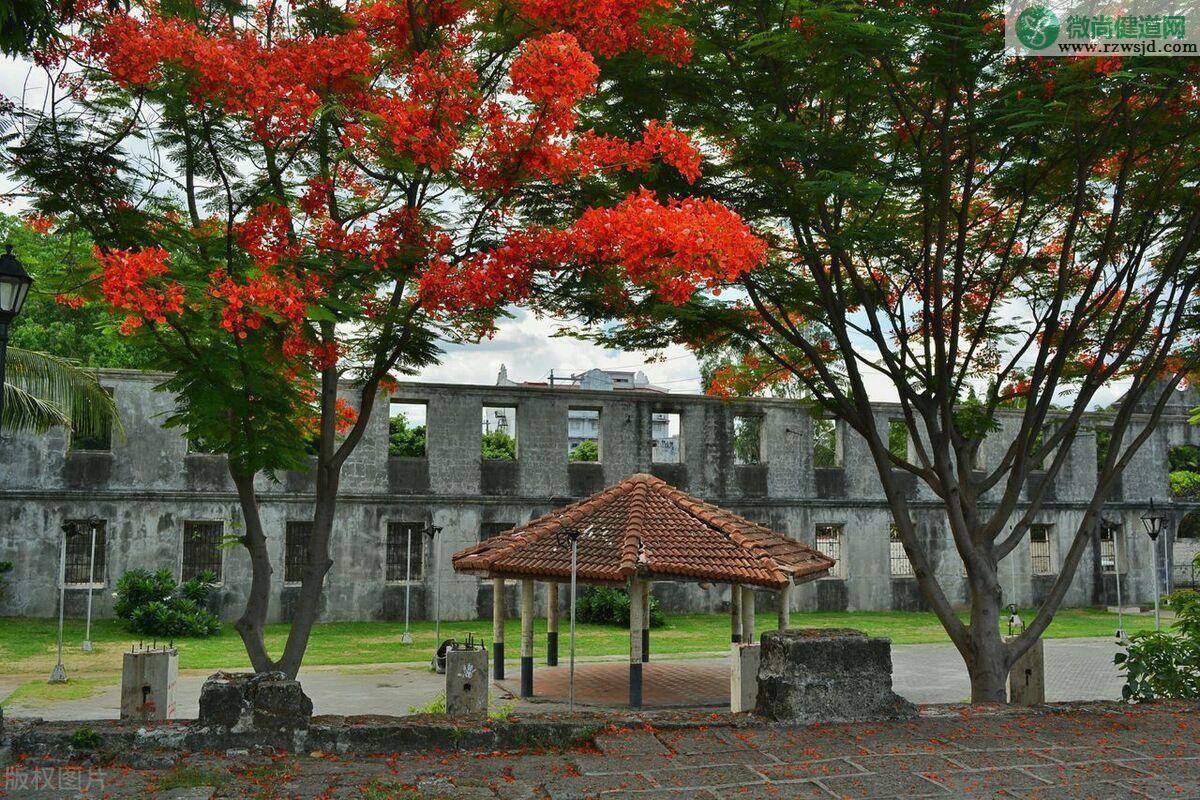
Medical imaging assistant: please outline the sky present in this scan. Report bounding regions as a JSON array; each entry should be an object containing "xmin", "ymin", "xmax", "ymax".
[{"xmin": 0, "ymin": 57, "xmax": 1123, "ymax": 407}]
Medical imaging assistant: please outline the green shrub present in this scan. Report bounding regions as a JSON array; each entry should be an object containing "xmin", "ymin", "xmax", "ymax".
[
  {"xmin": 1170, "ymin": 470, "xmax": 1200, "ymax": 500},
  {"xmin": 576, "ymin": 586, "xmax": 665, "ymax": 628},
  {"xmin": 482, "ymin": 429, "xmax": 516, "ymax": 460},
  {"xmin": 1117, "ymin": 589, "xmax": 1200, "ymax": 702},
  {"xmin": 70, "ymin": 726, "xmax": 102, "ymax": 750},
  {"xmin": 113, "ymin": 569, "xmax": 221, "ymax": 638},
  {"xmin": 569, "ymin": 440, "xmax": 599, "ymax": 462}
]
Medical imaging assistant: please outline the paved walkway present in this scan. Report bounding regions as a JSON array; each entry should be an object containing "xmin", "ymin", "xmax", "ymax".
[
  {"xmin": 4, "ymin": 703, "xmax": 1200, "ymax": 798},
  {"xmin": 0, "ymin": 638, "xmax": 1126, "ymax": 720}
]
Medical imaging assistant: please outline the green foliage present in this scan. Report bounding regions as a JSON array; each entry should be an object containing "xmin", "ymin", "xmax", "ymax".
[
  {"xmin": 1170, "ymin": 445, "xmax": 1200, "ymax": 472},
  {"xmin": 576, "ymin": 586, "xmax": 665, "ymax": 628},
  {"xmin": 733, "ymin": 416, "xmax": 762, "ymax": 465},
  {"xmin": 569, "ymin": 439, "xmax": 599, "ymax": 462},
  {"xmin": 482, "ymin": 429, "xmax": 516, "ymax": 460},
  {"xmin": 3, "ymin": 347, "xmax": 124, "ymax": 441},
  {"xmin": 389, "ymin": 413, "xmax": 427, "ymax": 458},
  {"xmin": 1170, "ymin": 471, "xmax": 1200, "ymax": 500},
  {"xmin": 70, "ymin": 726, "xmax": 102, "ymax": 750},
  {"xmin": 1117, "ymin": 590, "xmax": 1200, "ymax": 702},
  {"xmin": 0, "ymin": 215, "xmax": 149, "ymax": 369},
  {"xmin": 887, "ymin": 420, "xmax": 908, "ymax": 461},
  {"xmin": 811, "ymin": 418, "xmax": 837, "ymax": 468},
  {"xmin": 113, "ymin": 569, "xmax": 220, "ymax": 638},
  {"xmin": 1169, "ymin": 446, "xmax": 1200, "ymax": 500}
]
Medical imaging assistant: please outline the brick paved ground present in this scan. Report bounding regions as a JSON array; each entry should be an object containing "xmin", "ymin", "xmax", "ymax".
[{"xmin": 5, "ymin": 703, "xmax": 1200, "ymax": 799}]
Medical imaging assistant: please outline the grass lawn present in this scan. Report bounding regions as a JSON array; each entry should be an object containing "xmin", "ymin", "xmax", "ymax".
[{"xmin": 0, "ymin": 607, "xmax": 1138, "ymax": 678}]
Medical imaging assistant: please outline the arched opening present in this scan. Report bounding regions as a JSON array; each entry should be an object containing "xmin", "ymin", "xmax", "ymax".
[{"xmin": 1173, "ymin": 509, "xmax": 1200, "ymax": 589}]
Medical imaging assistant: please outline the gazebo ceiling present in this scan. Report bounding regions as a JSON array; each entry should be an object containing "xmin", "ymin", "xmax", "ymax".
[{"xmin": 451, "ymin": 473, "xmax": 834, "ymax": 589}]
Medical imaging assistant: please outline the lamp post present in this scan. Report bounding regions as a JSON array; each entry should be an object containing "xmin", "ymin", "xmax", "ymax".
[
  {"xmin": 50, "ymin": 526, "xmax": 69, "ymax": 683},
  {"xmin": 81, "ymin": 515, "xmax": 101, "ymax": 652},
  {"xmin": 1102, "ymin": 517, "xmax": 1126, "ymax": 641},
  {"xmin": 554, "ymin": 524, "xmax": 586, "ymax": 713},
  {"xmin": 402, "ymin": 525, "xmax": 414, "ymax": 645},
  {"xmin": 1141, "ymin": 499, "xmax": 1167, "ymax": 631},
  {"xmin": 423, "ymin": 524, "xmax": 443, "ymax": 645},
  {"xmin": 0, "ymin": 244, "xmax": 35, "ymax": 430}
]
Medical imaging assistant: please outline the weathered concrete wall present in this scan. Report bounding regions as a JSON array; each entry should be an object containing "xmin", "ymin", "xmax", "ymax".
[{"xmin": 0, "ymin": 369, "xmax": 1194, "ymax": 624}]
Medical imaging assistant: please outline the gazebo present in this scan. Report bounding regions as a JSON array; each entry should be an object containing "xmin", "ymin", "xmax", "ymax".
[{"xmin": 451, "ymin": 473, "xmax": 835, "ymax": 707}]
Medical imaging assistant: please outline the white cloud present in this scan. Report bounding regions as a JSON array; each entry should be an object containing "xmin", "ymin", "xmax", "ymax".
[{"xmin": 416, "ymin": 310, "xmax": 705, "ymax": 392}]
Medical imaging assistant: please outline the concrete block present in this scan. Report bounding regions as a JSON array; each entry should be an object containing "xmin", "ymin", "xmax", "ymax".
[
  {"xmin": 120, "ymin": 647, "xmax": 178, "ymax": 722},
  {"xmin": 755, "ymin": 628, "xmax": 916, "ymax": 723},
  {"xmin": 1006, "ymin": 636, "xmax": 1045, "ymax": 706},
  {"xmin": 445, "ymin": 645, "xmax": 489, "ymax": 717},
  {"xmin": 730, "ymin": 643, "xmax": 760, "ymax": 713}
]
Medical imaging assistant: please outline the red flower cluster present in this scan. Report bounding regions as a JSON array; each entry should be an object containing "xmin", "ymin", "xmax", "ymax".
[
  {"xmin": 89, "ymin": 16, "xmax": 372, "ymax": 143},
  {"xmin": 97, "ymin": 247, "xmax": 184, "ymax": 334},
  {"xmin": 517, "ymin": 0, "xmax": 692, "ymax": 63},
  {"xmin": 568, "ymin": 189, "xmax": 767, "ymax": 303}
]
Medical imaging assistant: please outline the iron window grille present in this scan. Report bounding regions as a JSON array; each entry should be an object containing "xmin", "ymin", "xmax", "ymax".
[
  {"xmin": 64, "ymin": 519, "xmax": 107, "ymax": 585},
  {"xmin": 1030, "ymin": 525, "xmax": 1055, "ymax": 574},
  {"xmin": 889, "ymin": 524, "xmax": 914, "ymax": 576},
  {"xmin": 815, "ymin": 524, "xmax": 844, "ymax": 578},
  {"xmin": 182, "ymin": 521, "xmax": 224, "ymax": 582},
  {"xmin": 385, "ymin": 522, "xmax": 425, "ymax": 582},
  {"xmin": 284, "ymin": 521, "xmax": 313, "ymax": 584}
]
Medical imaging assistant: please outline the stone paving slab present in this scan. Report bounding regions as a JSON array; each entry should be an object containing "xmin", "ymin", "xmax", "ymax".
[{"xmin": 3, "ymin": 703, "xmax": 1200, "ymax": 798}]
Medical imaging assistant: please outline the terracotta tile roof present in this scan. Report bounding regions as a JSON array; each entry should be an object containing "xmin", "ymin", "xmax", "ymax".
[{"xmin": 451, "ymin": 473, "xmax": 834, "ymax": 589}]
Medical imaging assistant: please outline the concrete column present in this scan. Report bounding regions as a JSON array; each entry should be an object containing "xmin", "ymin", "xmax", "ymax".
[
  {"xmin": 629, "ymin": 577, "xmax": 644, "ymax": 708},
  {"xmin": 641, "ymin": 580, "xmax": 651, "ymax": 663},
  {"xmin": 777, "ymin": 582, "xmax": 791, "ymax": 631},
  {"xmin": 1006, "ymin": 636, "xmax": 1045, "ymax": 706},
  {"xmin": 740, "ymin": 585, "xmax": 756, "ymax": 645},
  {"xmin": 730, "ymin": 583, "xmax": 742, "ymax": 643},
  {"xmin": 492, "ymin": 578, "xmax": 505, "ymax": 680},
  {"xmin": 520, "ymin": 579, "xmax": 534, "ymax": 698},
  {"xmin": 547, "ymin": 582, "xmax": 559, "ymax": 666}
]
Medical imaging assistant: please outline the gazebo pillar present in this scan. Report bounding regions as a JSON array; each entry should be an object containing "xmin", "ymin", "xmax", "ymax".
[
  {"xmin": 492, "ymin": 577, "xmax": 506, "ymax": 680},
  {"xmin": 740, "ymin": 585, "xmax": 756, "ymax": 645},
  {"xmin": 777, "ymin": 582, "xmax": 791, "ymax": 630},
  {"xmin": 641, "ymin": 581, "xmax": 651, "ymax": 662},
  {"xmin": 629, "ymin": 577, "xmax": 644, "ymax": 708},
  {"xmin": 730, "ymin": 583, "xmax": 742, "ymax": 643},
  {"xmin": 547, "ymin": 582, "xmax": 559, "ymax": 666},
  {"xmin": 520, "ymin": 578, "xmax": 534, "ymax": 697}
]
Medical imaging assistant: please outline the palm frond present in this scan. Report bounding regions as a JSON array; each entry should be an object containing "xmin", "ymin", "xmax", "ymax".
[{"xmin": 2, "ymin": 347, "xmax": 125, "ymax": 439}]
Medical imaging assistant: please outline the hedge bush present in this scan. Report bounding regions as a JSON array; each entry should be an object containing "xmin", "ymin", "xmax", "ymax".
[
  {"xmin": 1117, "ymin": 588, "xmax": 1200, "ymax": 702},
  {"xmin": 576, "ymin": 586, "xmax": 665, "ymax": 628},
  {"xmin": 113, "ymin": 568, "xmax": 221, "ymax": 638}
]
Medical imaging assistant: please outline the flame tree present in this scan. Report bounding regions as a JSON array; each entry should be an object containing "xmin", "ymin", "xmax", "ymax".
[
  {"xmin": 2, "ymin": 0, "xmax": 763, "ymax": 677},
  {"xmin": 540, "ymin": 0, "xmax": 1200, "ymax": 701}
]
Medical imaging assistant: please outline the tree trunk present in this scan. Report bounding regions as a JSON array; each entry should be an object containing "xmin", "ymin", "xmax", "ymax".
[
  {"xmin": 230, "ymin": 468, "xmax": 277, "ymax": 674},
  {"xmin": 965, "ymin": 572, "xmax": 1009, "ymax": 703},
  {"xmin": 275, "ymin": 468, "xmax": 338, "ymax": 679}
]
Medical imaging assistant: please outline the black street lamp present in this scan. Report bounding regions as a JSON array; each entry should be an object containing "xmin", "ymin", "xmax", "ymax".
[
  {"xmin": 0, "ymin": 244, "xmax": 34, "ymax": 431},
  {"xmin": 1141, "ymin": 499, "xmax": 1168, "ymax": 631}
]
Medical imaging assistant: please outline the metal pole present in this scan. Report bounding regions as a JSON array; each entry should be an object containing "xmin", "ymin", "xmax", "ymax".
[
  {"xmin": 569, "ymin": 536, "xmax": 577, "ymax": 713},
  {"xmin": 1150, "ymin": 533, "xmax": 1161, "ymax": 631},
  {"xmin": 82, "ymin": 522, "xmax": 96, "ymax": 652},
  {"xmin": 435, "ymin": 531, "xmax": 442, "ymax": 644},
  {"xmin": 402, "ymin": 527, "xmax": 413, "ymax": 644},
  {"xmin": 50, "ymin": 531, "xmax": 67, "ymax": 683},
  {"xmin": 0, "ymin": 328, "xmax": 9, "ymax": 431},
  {"xmin": 1113, "ymin": 525, "xmax": 1125, "ymax": 640}
]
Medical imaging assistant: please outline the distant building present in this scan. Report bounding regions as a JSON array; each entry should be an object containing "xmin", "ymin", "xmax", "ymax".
[{"xmin": 496, "ymin": 365, "xmax": 679, "ymax": 457}]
